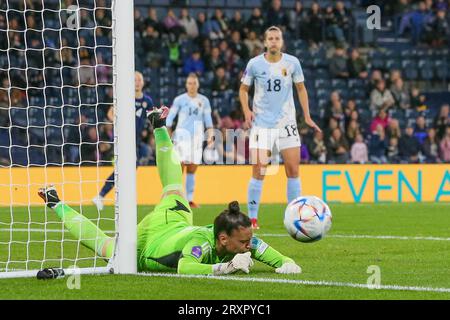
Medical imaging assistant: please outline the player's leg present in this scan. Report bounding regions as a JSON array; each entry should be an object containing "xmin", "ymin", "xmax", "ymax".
[
  {"xmin": 92, "ymin": 171, "xmax": 114, "ymax": 211},
  {"xmin": 281, "ymin": 147, "xmax": 302, "ymax": 203},
  {"xmin": 186, "ymin": 163, "xmax": 199, "ymax": 208},
  {"xmin": 247, "ymin": 127, "xmax": 276, "ymax": 229},
  {"xmin": 151, "ymin": 111, "xmax": 184, "ymax": 198},
  {"xmin": 38, "ymin": 186, "xmax": 114, "ymax": 259}
]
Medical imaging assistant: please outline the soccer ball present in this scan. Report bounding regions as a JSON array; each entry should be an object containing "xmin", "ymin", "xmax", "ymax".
[{"xmin": 284, "ymin": 196, "xmax": 332, "ymax": 243}]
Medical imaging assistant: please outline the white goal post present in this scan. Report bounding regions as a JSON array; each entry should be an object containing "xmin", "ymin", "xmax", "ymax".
[{"xmin": 0, "ymin": 0, "xmax": 136, "ymax": 278}]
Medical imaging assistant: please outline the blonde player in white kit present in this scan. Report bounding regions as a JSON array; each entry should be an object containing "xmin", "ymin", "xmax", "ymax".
[
  {"xmin": 239, "ymin": 26, "xmax": 321, "ymax": 229},
  {"xmin": 166, "ymin": 73, "xmax": 213, "ymax": 208}
]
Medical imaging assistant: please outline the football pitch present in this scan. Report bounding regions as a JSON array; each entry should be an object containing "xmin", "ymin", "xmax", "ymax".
[{"xmin": 0, "ymin": 202, "xmax": 449, "ymax": 300}]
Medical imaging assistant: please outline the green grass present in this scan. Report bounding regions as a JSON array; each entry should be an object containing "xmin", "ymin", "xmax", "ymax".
[{"xmin": 1, "ymin": 203, "xmax": 450, "ymax": 300}]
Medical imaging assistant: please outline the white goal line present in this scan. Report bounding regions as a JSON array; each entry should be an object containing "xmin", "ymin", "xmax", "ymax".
[
  {"xmin": 1, "ymin": 229, "xmax": 449, "ymax": 241},
  {"xmin": 138, "ymin": 272, "xmax": 450, "ymax": 294}
]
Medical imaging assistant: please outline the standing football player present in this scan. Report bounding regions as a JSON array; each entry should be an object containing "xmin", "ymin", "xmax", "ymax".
[
  {"xmin": 166, "ymin": 73, "xmax": 213, "ymax": 208},
  {"xmin": 92, "ymin": 71, "xmax": 153, "ymax": 211},
  {"xmin": 239, "ymin": 26, "xmax": 321, "ymax": 229}
]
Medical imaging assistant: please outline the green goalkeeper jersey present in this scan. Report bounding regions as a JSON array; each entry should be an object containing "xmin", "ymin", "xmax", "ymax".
[{"xmin": 137, "ymin": 194, "xmax": 294, "ymax": 274}]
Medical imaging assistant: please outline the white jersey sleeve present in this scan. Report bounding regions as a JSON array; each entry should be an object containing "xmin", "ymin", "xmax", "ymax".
[{"xmin": 292, "ymin": 57, "xmax": 305, "ymax": 83}]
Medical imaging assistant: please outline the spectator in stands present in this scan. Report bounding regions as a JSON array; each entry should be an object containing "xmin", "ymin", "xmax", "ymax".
[
  {"xmin": 440, "ymin": 126, "xmax": 450, "ymax": 162},
  {"xmin": 244, "ymin": 31, "xmax": 264, "ymax": 56},
  {"xmin": 134, "ymin": 9, "xmax": 146, "ymax": 33},
  {"xmin": 390, "ymin": 78, "xmax": 410, "ymax": 110},
  {"xmin": 197, "ymin": 11, "xmax": 224, "ymax": 41},
  {"xmin": 346, "ymin": 119, "xmax": 361, "ymax": 145},
  {"xmin": 324, "ymin": 5, "xmax": 345, "ymax": 43},
  {"xmin": 142, "ymin": 25, "xmax": 162, "ymax": 68},
  {"xmin": 347, "ymin": 48, "xmax": 368, "ymax": 79},
  {"xmin": 368, "ymin": 69, "xmax": 383, "ymax": 93},
  {"xmin": 424, "ymin": 9, "xmax": 450, "ymax": 47},
  {"xmin": 183, "ymin": 50, "xmax": 205, "ymax": 76},
  {"xmin": 399, "ymin": 126, "xmax": 421, "ymax": 163},
  {"xmin": 99, "ymin": 123, "xmax": 114, "ymax": 163},
  {"xmin": 334, "ymin": 1, "xmax": 352, "ymax": 43},
  {"xmin": 410, "ymin": 87, "xmax": 428, "ymax": 112},
  {"xmin": 205, "ymin": 46, "xmax": 225, "ymax": 72},
  {"xmin": 387, "ymin": 137, "xmax": 401, "ymax": 163},
  {"xmin": 246, "ymin": 8, "xmax": 266, "ymax": 36},
  {"xmin": 370, "ymin": 109, "xmax": 390, "ymax": 133},
  {"xmin": 329, "ymin": 44, "xmax": 349, "ymax": 78},
  {"xmin": 434, "ymin": 0, "xmax": 448, "ymax": 11},
  {"xmin": 327, "ymin": 128, "xmax": 350, "ymax": 164},
  {"xmin": 350, "ymin": 133, "xmax": 368, "ymax": 164},
  {"xmin": 388, "ymin": 70, "xmax": 403, "ymax": 87},
  {"xmin": 179, "ymin": 8, "xmax": 199, "ymax": 39},
  {"xmin": 95, "ymin": 7, "xmax": 112, "ymax": 29},
  {"xmin": 80, "ymin": 126, "xmax": 99, "ymax": 164},
  {"xmin": 145, "ymin": 8, "xmax": 163, "ymax": 35},
  {"xmin": 386, "ymin": 118, "xmax": 402, "ymax": 140},
  {"xmin": 303, "ymin": 2, "xmax": 324, "ymax": 45},
  {"xmin": 211, "ymin": 67, "xmax": 230, "ymax": 94},
  {"xmin": 163, "ymin": 9, "xmax": 184, "ymax": 40},
  {"xmin": 369, "ymin": 124, "xmax": 388, "ymax": 164},
  {"xmin": 370, "ymin": 79, "xmax": 395, "ymax": 112},
  {"xmin": 266, "ymin": 0, "xmax": 288, "ymax": 30},
  {"xmin": 229, "ymin": 30, "xmax": 250, "ymax": 62},
  {"xmin": 344, "ymin": 99, "xmax": 357, "ymax": 124},
  {"xmin": 411, "ymin": 1, "xmax": 434, "ymax": 44},
  {"xmin": 413, "ymin": 115, "xmax": 428, "ymax": 145},
  {"xmin": 212, "ymin": 9, "xmax": 230, "ymax": 37},
  {"xmin": 434, "ymin": 103, "xmax": 449, "ymax": 140},
  {"xmin": 308, "ymin": 130, "xmax": 327, "ymax": 164},
  {"xmin": 422, "ymin": 128, "xmax": 441, "ymax": 163},
  {"xmin": 229, "ymin": 11, "xmax": 247, "ymax": 38},
  {"xmin": 300, "ymin": 143, "xmax": 310, "ymax": 164},
  {"xmin": 287, "ymin": 1, "xmax": 306, "ymax": 36}
]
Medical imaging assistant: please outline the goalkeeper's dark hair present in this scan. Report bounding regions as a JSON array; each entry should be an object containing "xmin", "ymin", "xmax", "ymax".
[{"xmin": 214, "ymin": 201, "xmax": 252, "ymax": 239}]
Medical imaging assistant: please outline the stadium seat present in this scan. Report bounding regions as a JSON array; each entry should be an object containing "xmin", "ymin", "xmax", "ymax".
[
  {"xmin": 349, "ymin": 88, "xmax": 366, "ymax": 100},
  {"xmin": 28, "ymin": 107, "xmax": 45, "ymax": 127},
  {"xmin": 46, "ymin": 107, "xmax": 63, "ymax": 126},
  {"xmin": 45, "ymin": 126, "xmax": 63, "ymax": 145},
  {"xmin": 434, "ymin": 60, "xmax": 447, "ymax": 81},
  {"xmin": 418, "ymin": 59, "xmax": 434, "ymax": 81},
  {"xmin": 243, "ymin": 0, "xmax": 261, "ymax": 7},
  {"xmin": 402, "ymin": 60, "xmax": 418, "ymax": 80},
  {"xmin": 314, "ymin": 78, "xmax": 331, "ymax": 90},
  {"xmin": 331, "ymin": 79, "xmax": 347, "ymax": 90},
  {"xmin": 28, "ymin": 146, "xmax": 46, "ymax": 165},
  {"xmin": 347, "ymin": 78, "xmax": 367, "ymax": 89},
  {"xmin": 10, "ymin": 146, "xmax": 28, "ymax": 166},
  {"xmin": 10, "ymin": 108, "xmax": 28, "ymax": 127},
  {"xmin": 386, "ymin": 58, "xmax": 402, "ymax": 71}
]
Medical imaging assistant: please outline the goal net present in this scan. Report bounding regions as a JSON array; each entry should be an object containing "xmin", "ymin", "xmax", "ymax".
[{"xmin": 0, "ymin": 0, "xmax": 136, "ymax": 278}]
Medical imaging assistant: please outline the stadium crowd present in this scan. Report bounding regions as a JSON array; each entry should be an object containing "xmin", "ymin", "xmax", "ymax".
[{"xmin": 0, "ymin": 0, "xmax": 449, "ymax": 166}]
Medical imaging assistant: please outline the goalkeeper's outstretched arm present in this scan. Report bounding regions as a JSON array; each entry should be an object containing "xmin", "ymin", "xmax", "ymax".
[{"xmin": 250, "ymin": 236, "xmax": 301, "ymax": 274}]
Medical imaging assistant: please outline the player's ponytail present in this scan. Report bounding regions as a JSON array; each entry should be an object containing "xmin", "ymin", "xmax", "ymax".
[
  {"xmin": 214, "ymin": 201, "xmax": 251, "ymax": 239},
  {"xmin": 228, "ymin": 201, "xmax": 240, "ymax": 214}
]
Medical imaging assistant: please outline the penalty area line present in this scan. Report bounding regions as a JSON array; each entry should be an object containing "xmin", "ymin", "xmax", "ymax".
[{"xmin": 138, "ymin": 272, "xmax": 450, "ymax": 294}]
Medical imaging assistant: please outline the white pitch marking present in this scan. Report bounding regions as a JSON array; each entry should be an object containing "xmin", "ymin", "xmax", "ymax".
[
  {"xmin": 138, "ymin": 272, "xmax": 450, "ymax": 294},
  {"xmin": 0, "ymin": 229, "xmax": 449, "ymax": 241}
]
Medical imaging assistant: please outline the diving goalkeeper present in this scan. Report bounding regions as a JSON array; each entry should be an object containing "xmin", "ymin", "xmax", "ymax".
[{"xmin": 38, "ymin": 107, "xmax": 301, "ymax": 275}]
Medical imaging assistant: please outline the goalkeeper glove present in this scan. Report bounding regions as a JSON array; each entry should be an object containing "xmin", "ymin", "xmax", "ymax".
[
  {"xmin": 275, "ymin": 262, "xmax": 302, "ymax": 274},
  {"xmin": 213, "ymin": 252, "xmax": 254, "ymax": 275}
]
